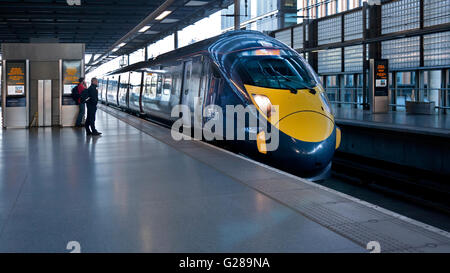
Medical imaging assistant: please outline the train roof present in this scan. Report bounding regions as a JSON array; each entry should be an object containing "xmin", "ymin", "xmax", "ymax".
[{"xmin": 105, "ymin": 30, "xmax": 287, "ymax": 76}]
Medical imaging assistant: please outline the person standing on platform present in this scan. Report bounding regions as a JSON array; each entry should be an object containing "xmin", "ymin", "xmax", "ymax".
[
  {"xmin": 84, "ymin": 77, "xmax": 102, "ymax": 136},
  {"xmin": 75, "ymin": 77, "xmax": 87, "ymax": 127}
]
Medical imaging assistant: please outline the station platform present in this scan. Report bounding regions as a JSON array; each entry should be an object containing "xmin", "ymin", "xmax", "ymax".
[
  {"xmin": 332, "ymin": 107, "xmax": 450, "ymax": 176},
  {"xmin": 333, "ymin": 107, "xmax": 450, "ymax": 138},
  {"xmin": 0, "ymin": 105, "xmax": 450, "ymax": 253}
]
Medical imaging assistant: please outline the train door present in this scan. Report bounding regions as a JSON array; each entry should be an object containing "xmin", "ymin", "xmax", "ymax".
[
  {"xmin": 116, "ymin": 75, "xmax": 120, "ymax": 105},
  {"xmin": 181, "ymin": 60, "xmax": 192, "ymax": 125},
  {"xmin": 203, "ymin": 62, "xmax": 223, "ymax": 125},
  {"xmin": 196, "ymin": 57, "xmax": 209, "ymax": 127},
  {"xmin": 181, "ymin": 61, "xmax": 192, "ymax": 106},
  {"xmin": 139, "ymin": 72, "xmax": 144, "ymax": 113},
  {"xmin": 104, "ymin": 78, "xmax": 109, "ymax": 103}
]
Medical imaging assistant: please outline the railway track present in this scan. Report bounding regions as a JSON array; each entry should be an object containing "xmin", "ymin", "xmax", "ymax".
[{"xmin": 330, "ymin": 151, "xmax": 450, "ymax": 215}]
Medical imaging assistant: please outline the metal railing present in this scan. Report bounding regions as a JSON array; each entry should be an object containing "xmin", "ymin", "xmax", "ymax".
[
  {"xmin": 390, "ymin": 87, "xmax": 449, "ymax": 110},
  {"xmin": 324, "ymin": 87, "xmax": 450, "ymax": 112},
  {"xmin": 325, "ymin": 87, "xmax": 365, "ymax": 107}
]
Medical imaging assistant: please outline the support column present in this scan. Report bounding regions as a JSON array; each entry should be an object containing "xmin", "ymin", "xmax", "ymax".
[
  {"xmin": 366, "ymin": 2, "xmax": 382, "ymax": 110},
  {"xmin": 353, "ymin": 73, "xmax": 358, "ymax": 108},
  {"xmin": 429, "ymin": 70, "xmax": 441, "ymax": 108},
  {"xmin": 368, "ymin": 4, "xmax": 381, "ymax": 60},
  {"xmin": 234, "ymin": 0, "xmax": 240, "ymax": 30},
  {"xmin": 418, "ymin": 70, "xmax": 425, "ymax": 102},
  {"xmin": 306, "ymin": 19, "xmax": 318, "ymax": 72},
  {"xmin": 339, "ymin": 74, "xmax": 345, "ymax": 107},
  {"xmin": 174, "ymin": 31, "xmax": 179, "ymax": 49},
  {"xmin": 443, "ymin": 69, "xmax": 448, "ymax": 114},
  {"xmin": 144, "ymin": 46, "xmax": 148, "ymax": 60},
  {"xmin": 362, "ymin": 2, "xmax": 369, "ymax": 110},
  {"xmin": 392, "ymin": 71, "xmax": 397, "ymax": 111}
]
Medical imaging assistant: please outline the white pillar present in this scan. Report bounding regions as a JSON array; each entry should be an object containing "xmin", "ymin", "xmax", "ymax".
[
  {"xmin": 428, "ymin": 70, "xmax": 441, "ymax": 107},
  {"xmin": 418, "ymin": 70, "xmax": 425, "ymax": 102}
]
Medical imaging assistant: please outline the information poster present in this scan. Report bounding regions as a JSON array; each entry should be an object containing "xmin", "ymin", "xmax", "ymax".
[
  {"xmin": 374, "ymin": 59, "xmax": 389, "ymax": 97},
  {"xmin": 62, "ymin": 60, "xmax": 82, "ymax": 105},
  {"xmin": 62, "ymin": 60, "xmax": 81, "ymax": 94},
  {"xmin": 6, "ymin": 61, "xmax": 26, "ymax": 96}
]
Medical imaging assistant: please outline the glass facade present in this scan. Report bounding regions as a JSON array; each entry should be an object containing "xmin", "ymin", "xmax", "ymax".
[
  {"xmin": 274, "ymin": 29, "xmax": 292, "ymax": 46},
  {"xmin": 344, "ymin": 45, "xmax": 363, "ymax": 73},
  {"xmin": 344, "ymin": 10, "xmax": 363, "ymax": 41},
  {"xmin": 382, "ymin": 37, "xmax": 420, "ymax": 70},
  {"xmin": 221, "ymin": 1, "xmax": 253, "ymax": 30},
  {"xmin": 270, "ymin": 0, "xmax": 450, "ymax": 112},
  {"xmin": 424, "ymin": 0, "xmax": 450, "ymax": 27},
  {"xmin": 293, "ymin": 25, "xmax": 304, "ymax": 49},
  {"xmin": 424, "ymin": 31, "xmax": 450, "ymax": 67},
  {"xmin": 381, "ymin": 0, "xmax": 420, "ymax": 34},
  {"xmin": 221, "ymin": 0, "xmax": 299, "ymax": 32},
  {"xmin": 318, "ymin": 48, "xmax": 341, "ymax": 74},
  {"xmin": 221, "ymin": 0, "xmax": 277, "ymax": 31},
  {"xmin": 317, "ymin": 16, "xmax": 341, "ymax": 45}
]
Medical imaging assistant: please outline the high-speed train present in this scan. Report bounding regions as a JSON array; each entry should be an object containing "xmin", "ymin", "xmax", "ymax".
[{"xmin": 98, "ymin": 30, "xmax": 341, "ymax": 180}]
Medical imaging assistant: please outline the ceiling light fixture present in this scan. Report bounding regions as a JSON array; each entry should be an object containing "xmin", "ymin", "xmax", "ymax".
[
  {"xmin": 155, "ymin": 10, "xmax": 172, "ymax": 20},
  {"xmin": 139, "ymin": 25, "xmax": 151, "ymax": 32},
  {"xmin": 185, "ymin": 0, "xmax": 208, "ymax": 6}
]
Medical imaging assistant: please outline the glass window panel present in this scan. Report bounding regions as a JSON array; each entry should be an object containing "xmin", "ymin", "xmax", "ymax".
[
  {"xmin": 318, "ymin": 17, "xmax": 341, "ymax": 45},
  {"xmin": 318, "ymin": 48, "xmax": 342, "ymax": 73},
  {"xmin": 344, "ymin": 11, "xmax": 363, "ymax": 41},
  {"xmin": 344, "ymin": 45, "xmax": 363, "ymax": 72},
  {"xmin": 382, "ymin": 0, "xmax": 420, "ymax": 34},
  {"xmin": 293, "ymin": 25, "xmax": 304, "ymax": 49},
  {"xmin": 275, "ymin": 29, "xmax": 292, "ymax": 47},
  {"xmin": 382, "ymin": 37, "xmax": 420, "ymax": 69},
  {"xmin": 424, "ymin": 0, "xmax": 450, "ymax": 27},
  {"xmin": 424, "ymin": 31, "xmax": 450, "ymax": 67}
]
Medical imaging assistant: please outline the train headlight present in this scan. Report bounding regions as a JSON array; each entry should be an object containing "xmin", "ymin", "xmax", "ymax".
[{"xmin": 253, "ymin": 94, "xmax": 273, "ymax": 118}]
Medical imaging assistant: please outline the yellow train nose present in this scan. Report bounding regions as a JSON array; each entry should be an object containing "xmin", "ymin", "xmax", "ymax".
[{"xmin": 277, "ymin": 111, "xmax": 334, "ymax": 143}]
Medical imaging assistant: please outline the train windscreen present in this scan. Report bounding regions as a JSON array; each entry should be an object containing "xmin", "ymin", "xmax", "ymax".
[{"xmin": 227, "ymin": 49, "xmax": 320, "ymax": 91}]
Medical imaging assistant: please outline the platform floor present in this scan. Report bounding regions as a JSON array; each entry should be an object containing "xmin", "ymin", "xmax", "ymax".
[
  {"xmin": 0, "ymin": 106, "xmax": 449, "ymax": 253},
  {"xmin": 333, "ymin": 107, "xmax": 450, "ymax": 137}
]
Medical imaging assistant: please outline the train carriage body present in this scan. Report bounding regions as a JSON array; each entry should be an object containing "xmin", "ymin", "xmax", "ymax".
[{"xmin": 102, "ymin": 30, "xmax": 340, "ymax": 180}]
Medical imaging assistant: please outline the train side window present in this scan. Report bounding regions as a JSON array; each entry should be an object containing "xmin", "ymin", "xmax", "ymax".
[
  {"xmin": 183, "ymin": 61, "xmax": 192, "ymax": 95},
  {"xmin": 144, "ymin": 74, "xmax": 152, "ymax": 97},
  {"xmin": 156, "ymin": 75, "xmax": 163, "ymax": 95},
  {"xmin": 150, "ymin": 74, "xmax": 157, "ymax": 98},
  {"xmin": 171, "ymin": 74, "xmax": 178, "ymax": 95},
  {"xmin": 163, "ymin": 75, "xmax": 172, "ymax": 95}
]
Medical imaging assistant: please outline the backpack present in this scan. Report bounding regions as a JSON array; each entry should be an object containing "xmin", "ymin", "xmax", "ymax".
[
  {"xmin": 80, "ymin": 88, "xmax": 90, "ymax": 104},
  {"xmin": 71, "ymin": 85, "xmax": 80, "ymax": 104}
]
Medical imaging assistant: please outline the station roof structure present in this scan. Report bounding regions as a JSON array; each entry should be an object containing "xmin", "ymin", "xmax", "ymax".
[{"xmin": 0, "ymin": 0, "xmax": 232, "ymax": 70}]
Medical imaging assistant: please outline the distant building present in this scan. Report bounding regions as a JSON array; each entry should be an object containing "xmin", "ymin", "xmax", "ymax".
[
  {"xmin": 221, "ymin": 0, "xmax": 367, "ymax": 33},
  {"xmin": 221, "ymin": 0, "xmax": 297, "ymax": 33},
  {"xmin": 298, "ymin": 0, "xmax": 366, "ymax": 19}
]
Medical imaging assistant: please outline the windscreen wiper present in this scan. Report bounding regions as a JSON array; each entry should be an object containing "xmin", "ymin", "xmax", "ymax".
[{"xmin": 267, "ymin": 64, "xmax": 316, "ymax": 95}]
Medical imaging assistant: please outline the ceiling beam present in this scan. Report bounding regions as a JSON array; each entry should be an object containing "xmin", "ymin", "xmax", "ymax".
[{"xmin": 91, "ymin": 0, "xmax": 177, "ymax": 65}]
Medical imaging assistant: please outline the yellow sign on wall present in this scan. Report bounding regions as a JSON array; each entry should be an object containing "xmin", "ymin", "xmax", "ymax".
[{"xmin": 63, "ymin": 60, "xmax": 82, "ymax": 85}]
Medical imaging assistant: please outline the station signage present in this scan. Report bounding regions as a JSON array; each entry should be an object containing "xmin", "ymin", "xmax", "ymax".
[
  {"xmin": 62, "ymin": 60, "xmax": 81, "ymax": 95},
  {"xmin": 374, "ymin": 59, "xmax": 389, "ymax": 97},
  {"xmin": 62, "ymin": 60, "xmax": 82, "ymax": 106},
  {"xmin": 6, "ymin": 61, "xmax": 26, "ymax": 96}
]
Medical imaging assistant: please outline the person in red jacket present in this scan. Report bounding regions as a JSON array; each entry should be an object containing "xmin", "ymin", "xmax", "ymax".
[{"xmin": 75, "ymin": 77, "xmax": 87, "ymax": 127}]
